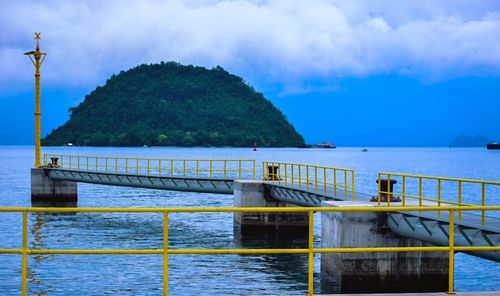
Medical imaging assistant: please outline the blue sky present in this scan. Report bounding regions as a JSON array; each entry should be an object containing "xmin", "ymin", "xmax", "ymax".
[{"xmin": 1, "ymin": 0, "xmax": 499, "ymax": 146}]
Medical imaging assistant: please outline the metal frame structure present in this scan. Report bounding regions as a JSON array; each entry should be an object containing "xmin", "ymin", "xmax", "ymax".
[{"xmin": 0, "ymin": 206, "xmax": 499, "ymax": 296}]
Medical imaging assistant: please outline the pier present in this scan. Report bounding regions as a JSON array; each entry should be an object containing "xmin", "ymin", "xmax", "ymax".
[{"xmin": 20, "ymin": 153, "xmax": 500, "ymax": 294}]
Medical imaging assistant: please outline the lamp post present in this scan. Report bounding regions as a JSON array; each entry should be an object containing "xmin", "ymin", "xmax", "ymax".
[{"xmin": 24, "ymin": 33, "xmax": 47, "ymax": 167}]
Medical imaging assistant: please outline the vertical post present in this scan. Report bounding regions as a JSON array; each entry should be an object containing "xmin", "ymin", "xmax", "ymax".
[
  {"xmin": 21, "ymin": 210, "xmax": 28, "ymax": 296},
  {"xmin": 125, "ymin": 158, "xmax": 128, "ymax": 174},
  {"xmin": 314, "ymin": 166, "xmax": 318, "ymax": 192},
  {"xmin": 86, "ymin": 156, "xmax": 89, "ymax": 170},
  {"xmin": 25, "ymin": 33, "xmax": 45, "ymax": 168},
  {"xmin": 163, "ymin": 211, "xmax": 169, "ymax": 296},
  {"xmin": 344, "ymin": 170, "xmax": 348, "ymax": 198},
  {"xmin": 291, "ymin": 164, "xmax": 295, "ymax": 187},
  {"xmin": 333, "ymin": 168, "xmax": 337, "ymax": 196},
  {"xmin": 115, "ymin": 158, "xmax": 118, "ymax": 173},
  {"xmin": 306, "ymin": 165, "xmax": 310, "ymax": 191},
  {"xmin": 105, "ymin": 157, "xmax": 108, "ymax": 173},
  {"xmin": 253, "ymin": 160, "xmax": 256, "ymax": 179},
  {"xmin": 196, "ymin": 160, "xmax": 199, "ymax": 177},
  {"xmin": 481, "ymin": 183, "xmax": 486, "ymax": 225},
  {"xmin": 284, "ymin": 163, "xmax": 288, "ymax": 186},
  {"xmin": 136, "ymin": 159, "xmax": 139, "ymax": 175},
  {"xmin": 308, "ymin": 210, "xmax": 314, "ymax": 296},
  {"xmin": 438, "ymin": 179, "xmax": 442, "ymax": 217},
  {"xmin": 458, "ymin": 181, "xmax": 462, "ymax": 221},
  {"xmin": 298, "ymin": 165, "xmax": 302, "ymax": 188},
  {"xmin": 351, "ymin": 171, "xmax": 355, "ymax": 200},
  {"xmin": 448, "ymin": 209, "xmax": 455, "ymax": 295},
  {"xmin": 159, "ymin": 160, "xmax": 162, "ymax": 176},
  {"xmin": 419, "ymin": 177, "xmax": 423, "ymax": 207},
  {"xmin": 78, "ymin": 156, "xmax": 80, "ymax": 170},
  {"xmin": 387, "ymin": 175, "xmax": 391, "ymax": 207},
  {"xmin": 170, "ymin": 160, "xmax": 174, "ymax": 176},
  {"xmin": 44, "ymin": 154, "xmax": 47, "ymax": 166},
  {"xmin": 183, "ymin": 160, "xmax": 186, "ymax": 177},
  {"xmin": 238, "ymin": 160, "xmax": 242, "ymax": 179},
  {"xmin": 323, "ymin": 167, "xmax": 327, "ymax": 194},
  {"xmin": 377, "ymin": 173, "xmax": 381, "ymax": 206},
  {"xmin": 209, "ymin": 160, "xmax": 213, "ymax": 178},
  {"xmin": 95, "ymin": 157, "xmax": 98, "ymax": 172},
  {"xmin": 402, "ymin": 176, "xmax": 406, "ymax": 206},
  {"xmin": 147, "ymin": 159, "xmax": 150, "ymax": 176}
]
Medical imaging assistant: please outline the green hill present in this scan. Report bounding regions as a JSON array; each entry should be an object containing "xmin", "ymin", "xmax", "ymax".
[{"xmin": 42, "ymin": 62, "xmax": 305, "ymax": 147}]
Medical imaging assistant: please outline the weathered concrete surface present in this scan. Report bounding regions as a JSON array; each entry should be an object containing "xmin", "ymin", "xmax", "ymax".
[
  {"xmin": 321, "ymin": 200, "xmax": 449, "ymax": 294},
  {"xmin": 31, "ymin": 168, "xmax": 77, "ymax": 204},
  {"xmin": 233, "ymin": 180, "xmax": 308, "ymax": 235}
]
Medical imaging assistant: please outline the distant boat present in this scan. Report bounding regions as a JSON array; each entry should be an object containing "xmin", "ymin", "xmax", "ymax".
[
  {"xmin": 487, "ymin": 143, "xmax": 500, "ymax": 150},
  {"xmin": 300, "ymin": 142, "xmax": 336, "ymax": 149},
  {"xmin": 361, "ymin": 148, "xmax": 368, "ymax": 152}
]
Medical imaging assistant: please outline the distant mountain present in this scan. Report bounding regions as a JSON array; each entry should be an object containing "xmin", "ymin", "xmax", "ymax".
[
  {"xmin": 449, "ymin": 135, "xmax": 490, "ymax": 147},
  {"xmin": 42, "ymin": 62, "xmax": 305, "ymax": 147}
]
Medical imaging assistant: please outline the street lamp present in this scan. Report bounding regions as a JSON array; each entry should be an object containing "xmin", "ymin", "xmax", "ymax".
[{"xmin": 24, "ymin": 33, "xmax": 47, "ymax": 167}]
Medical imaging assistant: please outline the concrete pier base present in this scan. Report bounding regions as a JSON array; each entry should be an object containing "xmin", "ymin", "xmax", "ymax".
[
  {"xmin": 233, "ymin": 180, "xmax": 309, "ymax": 236},
  {"xmin": 321, "ymin": 201, "xmax": 448, "ymax": 294},
  {"xmin": 31, "ymin": 168, "xmax": 78, "ymax": 204}
]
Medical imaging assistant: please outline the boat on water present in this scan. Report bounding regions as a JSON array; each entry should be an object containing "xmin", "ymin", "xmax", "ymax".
[
  {"xmin": 486, "ymin": 143, "xmax": 500, "ymax": 150},
  {"xmin": 299, "ymin": 142, "xmax": 336, "ymax": 149}
]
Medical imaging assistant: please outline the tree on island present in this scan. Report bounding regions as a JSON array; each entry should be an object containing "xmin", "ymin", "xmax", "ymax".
[{"xmin": 43, "ymin": 62, "xmax": 305, "ymax": 147}]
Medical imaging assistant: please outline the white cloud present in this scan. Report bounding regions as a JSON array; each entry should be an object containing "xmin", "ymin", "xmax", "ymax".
[{"xmin": 0, "ymin": 0, "xmax": 499, "ymax": 92}]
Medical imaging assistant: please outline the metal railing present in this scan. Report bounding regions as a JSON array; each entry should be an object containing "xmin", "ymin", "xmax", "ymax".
[
  {"xmin": 43, "ymin": 154, "xmax": 256, "ymax": 179},
  {"xmin": 0, "ymin": 206, "xmax": 499, "ymax": 295},
  {"xmin": 377, "ymin": 172, "xmax": 500, "ymax": 224},
  {"xmin": 262, "ymin": 161, "xmax": 355, "ymax": 199}
]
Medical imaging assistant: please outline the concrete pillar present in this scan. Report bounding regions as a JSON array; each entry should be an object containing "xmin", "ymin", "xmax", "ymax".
[
  {"xmin": 320, "ymin": 200, "xmax": 448, "ymax": 294},
  {"xmin": 233, "ymin": 180, "xmax": 309, "ymax": 235},
  {"xmin": 31, "ymin": 168, "xmax": 77, "ymax": 204}
]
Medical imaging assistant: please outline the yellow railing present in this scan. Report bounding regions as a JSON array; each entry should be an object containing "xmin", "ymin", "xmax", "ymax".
[
  {"xmin": 0, "ymin": 206, "xmax": 499, "ymax": 295},
  {"xmin": 43, "ymin": 154, "xmax": 256, "ymax": 179},
  {"xmin": 262, "ymin": 161, "xmax": 355, "ymax": 199},
  {"xmin": 377, "ymin": 172, "xmax": 500, "ymax": 224}
]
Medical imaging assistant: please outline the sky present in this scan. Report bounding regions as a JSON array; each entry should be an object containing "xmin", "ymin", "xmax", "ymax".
[{"xmin": 1, "ymin": 0, "xmax": 499, "ymax": 146}]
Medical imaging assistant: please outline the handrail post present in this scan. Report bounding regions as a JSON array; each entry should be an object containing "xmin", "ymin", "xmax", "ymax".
[
  {"xmin": 125, "ymin": 158, "xmax": 128, "ymax": 174},
  {"xmin": 308, "ymin": 210, "xmax": 314, "ymax": 296},
  {"xmin": 115, "ymin": 158, "xmax": 118, "ymax": 174},
  {"xmin": 291, "ymin": 164, "xmax": 295, "ymax": 188},
  {"xmin": 333, "ymin": 168, "xmax": 337, "ymax": 196},
  {"xmin": 163, "ymin": 211, "xmax": 169, "ymax": 296},
  {"xmin": 351, "ymin": 171, "xmax": 355, "ymax": 200},
  {"xmin": 402, "ymin": 176, "xmax": 406, "ymax": 206},
  {"xmin": 159, "ymin": 160, "xmax": 162, "ymax": 176},
  {"xmin": 183, "ymin": 160, "xmax": 186, "ymax": 177},
  {"xmin": 438, "ymin": 179, "xmax": 442, "ymax": 217},
  {"xmin": 448, "ymin": 209, "xmax": 455, "ymax": 295},
  {"xmin": 419, "ymin": 177, "xmax": 423, "ymax": 208},
  {"xmin": 306, "ymin": 165, "xmax": 310, "ymax": 191},
  {"xmin": 458, "ymin": 181, "xmax": 462, "ymax": 221},
  {"xmin": 196, "ymin": 160, "xmax": 199, "ymax": 177},
  {"xmin": 136, "ymin": 159, "xmax": 139, "ymax": 175},
  {"xmin": 170, "ymin": 160, "xmax": 174, "ymax": 176},
  {"xmin": 209, "ymin": 160, "xmax": 213, "ymax": 178},
  {"xmin": 344, "ymin": 170, "xmax": 348, "ymax": 198},
  {"xmin": 96, "ymin": 157, "xmax": 98, "ymax": 172},
  {"xmin": 298, "ymin": 165, "xmax": 302, "ymax": 188},
  {"xmin": 21, "ymin": 210, "xmax": 28, "ymax": 296},
  {"xmin": 387, "ymin": 175, "xmax": 391, "ymax": 207},
  {"xmin": 481, "ymin": 183, "xmax": 486, "ymax": 225},
  {"xmin": 147, "ymin": 159, "xmax": 150, "ymax": 176},
  {"xmin": 105, "ymin": 157, "xmax": 108, "ymax": 173},
  {"xmin": 86, "ymin": 156, "xmax": 89, "ymax": 171},
  {"xmin": 252, "ymin": 160, "xmax": 256, "ymax": 179},
  {"xmin": 323, "ymin": 167, "xmax": 327, "ymax": 194},
  {"xmin": 377, "ymin": 173, "xmax": 381, "ymax": 206},
  {"xmin": 78, "ymin": 156, "xmax": 80, "ymax": 170},
  {"xmin": 69, "ymin": 156, "xmax": 72, "ymax": 170},
  {"xmin": 314, "ymin": 166, "xmax": 318, "ymax": 192}
]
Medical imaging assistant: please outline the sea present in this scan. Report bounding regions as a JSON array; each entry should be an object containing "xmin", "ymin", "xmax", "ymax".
[{"xmin": 0, "ymin": 146, "xmax": 499, "ymax": 295}]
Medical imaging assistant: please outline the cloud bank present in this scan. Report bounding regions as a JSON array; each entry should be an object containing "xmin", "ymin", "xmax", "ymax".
[{"xmin": 1, "ymin": 0, "xmax": 499, "ymax": 91}]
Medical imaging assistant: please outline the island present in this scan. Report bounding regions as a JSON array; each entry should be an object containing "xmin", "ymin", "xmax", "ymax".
[{"xmin": 42, "ymin": 62, "xmax": 305, "ymax": 147}]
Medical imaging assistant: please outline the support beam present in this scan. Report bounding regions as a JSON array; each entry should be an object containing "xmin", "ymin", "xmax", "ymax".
[
  {"xmin": 233, "ymin": 180, "xmax": 309, "ymax": 235},
  {"xmin": 31, "ymin": 168, "xmax": 77, "ymax": 204},
  {"xmin": 320, "ymin": 200, "xmax": 449, "ymax": 294}
]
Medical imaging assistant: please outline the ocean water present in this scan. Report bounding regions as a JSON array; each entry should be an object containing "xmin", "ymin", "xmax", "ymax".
[{"xmin": 0, "ymin": 146, "xmax": 498, "ymax": 295}]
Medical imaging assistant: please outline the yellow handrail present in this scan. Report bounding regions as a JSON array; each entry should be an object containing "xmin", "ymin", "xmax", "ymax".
[
  {"xmin": 377, "ymin": 172, "xmax": 500, "ymax": 225},
  {"xmin": 0, "ymin": 205, "xmax": 499, "ymax": 295},
  {"xmin": 43, "ymin": 154, "xmax": 256, "ymax": 180},
  {"xmin": 262, "ymin": 161, "xmax": 356, "ymax": 200}
]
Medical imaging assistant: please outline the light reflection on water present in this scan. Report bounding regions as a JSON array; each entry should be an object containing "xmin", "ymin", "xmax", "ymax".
[{"xmin": 0, "ymin": 146, "xmax": 499, "ymax": 295}]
